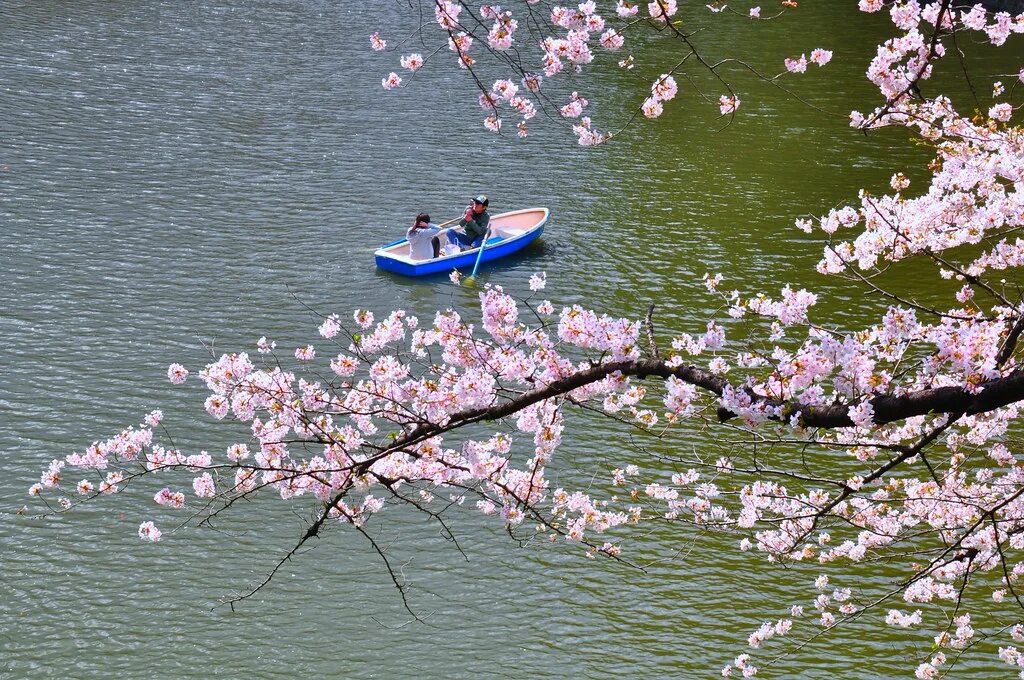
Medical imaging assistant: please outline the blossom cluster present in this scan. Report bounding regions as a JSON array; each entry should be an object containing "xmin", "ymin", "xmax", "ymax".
[
  {"xmin": 36, "ymin": 284, "xmax": 659, "ymax": 553},
  {"xmin": 372, "ymin": 1, "xmax": 825, "ymax": 143}
]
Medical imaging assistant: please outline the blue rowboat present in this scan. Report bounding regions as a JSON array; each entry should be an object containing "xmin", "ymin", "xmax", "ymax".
[{"xmin": 375, "ymin": 207, "xmax": 549, "ymax": 277}]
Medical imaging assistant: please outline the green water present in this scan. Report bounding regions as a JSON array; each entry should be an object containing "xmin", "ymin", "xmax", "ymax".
[{"xmin": 1, "ymin": 2, "xmax": 1014, "ymax": 677}]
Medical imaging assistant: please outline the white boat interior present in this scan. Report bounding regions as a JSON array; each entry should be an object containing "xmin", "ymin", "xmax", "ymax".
[{"xmin": 376, "ymin": 208, "xmax": 548, "ymax": 264}]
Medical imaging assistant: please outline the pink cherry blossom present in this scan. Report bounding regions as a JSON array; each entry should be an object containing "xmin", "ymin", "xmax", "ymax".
[
  {"xmin": 138, "ymin": 521, "xmax": 162, "ymax": 542},
  {"xmin": 560, "ymin": 99, "xmax": 584, "ymax": 118},
  {"xmin": 144, "ymin": 409, "xmax": 163, "ymax": 428},
  {"xmin": 521, "ymin": 73, "xmax": 542, "ymax": 93},
  {"xmin": 192, "ymin": 473, "xmax": 215, "ymax": 498},
  {"xmin": 318, "ymin": 315, "xmax": 341, "ymax": 339},
  {"xmin": 889, "ymin": 172, "xmax": 910, "ymax": 190},
  {"xmin": 642, "ymin": 97, "xmax": 664, "ymax": 119},
  {"xmin": 784, "ymin": 55, "xmax": 808, "ymax": 73},
  {"xmin": 353, "ymin": 309, "xmax": 374, "ymax": 329},
  {"xmin": 616, "ymin": 1, "xmax": 639, "ymax": 18},
  {"xmin": 330, "ymin": 353, "xmax": 359, "ymax": 377},
  {"xmin": 434, "ymin": 0, "xmax": 461, "ymax": 29},
  {"xmin": 648, "ymin": 0, "xmax": 677, "ymax": 22},
  {"xmin": 988, "ymin": 102, "xmax": 1012, "ymax": 122},
  {"xmin": 400, "ymin": 53, "xmax": 424, "ymax": 71},
  {"xmin": 487, "ymin": 18, "xmax": 516, "ymax": 50},
  {"xmin": 154, "ymin": 487, "xmax": 186, "ymax": 509},
  {"xmin": 167, "ymin": 363, "xmax": 188, "ymax": 384},
  {"xmin": 719, "ymin": 94, "xmax": 740, "ymax": 115},
  {"xmin": 491, "ymin": 79, "xmax": 518, "ymax": 101},
  {"xmin": 809, "ymin": 48, "xmax": 832, "ymax": 66},
  {"xmin": 599, "ymin": 28, "xmax": 624, "ymax": 50},
  {"xmin": 203, "ymin": 395, "xmax": 229, "ymax": 420},
  {"xmin": 651, "ymin": 74, "xmax": 678, "ymax": 102}
]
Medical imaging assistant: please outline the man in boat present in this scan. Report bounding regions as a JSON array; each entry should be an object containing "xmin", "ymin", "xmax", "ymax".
[
  {"xmin": 406, "ymin": 212, "xmax": 442, "ymax": 260},
  {"xmin": 449, "ymin": 195, "xmax": 491, "ymax": 250}
]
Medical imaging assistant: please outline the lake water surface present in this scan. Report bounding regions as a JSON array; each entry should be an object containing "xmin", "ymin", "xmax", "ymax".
[{"xmin": 1, "ymin": 2, "xmax": 1011, "ymax": 677}]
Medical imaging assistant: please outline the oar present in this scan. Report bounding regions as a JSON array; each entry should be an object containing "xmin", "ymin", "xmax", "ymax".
[
  {"xmin": 433, "ymin": 217, "xmax": 460, "ymax": 246},
  {"xmin": 464, "ymin": 228, "xmax": 490, "ymax": 286}
]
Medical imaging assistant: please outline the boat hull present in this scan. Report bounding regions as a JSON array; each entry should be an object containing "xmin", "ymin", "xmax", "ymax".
[{"xmin": 374, "ymin": 208, "xmax": 548, "ymax": 277}]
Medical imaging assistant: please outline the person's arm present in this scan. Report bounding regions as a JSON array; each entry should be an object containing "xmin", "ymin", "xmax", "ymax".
[{"xmin": 460, "ymin": 211, "xmax": 489, "ymax": 238}]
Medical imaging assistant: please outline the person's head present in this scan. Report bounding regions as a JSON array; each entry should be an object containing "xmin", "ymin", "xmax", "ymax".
[
  {"xmin": 472, "ymin": 195, "xmax": 489, "ymax": 214},
  {"xmin": 413, "ymin": 212, "xmax": 431, "ymax": 228}
]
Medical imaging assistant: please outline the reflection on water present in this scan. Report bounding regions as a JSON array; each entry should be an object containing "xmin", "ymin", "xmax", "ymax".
[{"xmin": 1, "ymin": 1, "xmax": 1010, "ymax": 677}]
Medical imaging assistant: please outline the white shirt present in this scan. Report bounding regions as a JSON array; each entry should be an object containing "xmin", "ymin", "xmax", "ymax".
[{"xmin": 406, "ymin": 223, "xmax": 441, "ymax": 260}]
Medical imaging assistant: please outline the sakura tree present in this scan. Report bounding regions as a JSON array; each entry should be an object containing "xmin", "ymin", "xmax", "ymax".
[{"xmin": 31, "ymin": 1, "xmax": 1024, "ymax": 677}]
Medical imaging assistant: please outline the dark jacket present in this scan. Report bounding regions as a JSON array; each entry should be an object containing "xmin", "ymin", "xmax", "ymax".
[{"xmin": 459, "ymin": 209, "xmax": 490, "ymax": 239}]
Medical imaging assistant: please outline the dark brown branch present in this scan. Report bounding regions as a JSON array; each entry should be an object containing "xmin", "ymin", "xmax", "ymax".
[
  {"xmin": 780, "ymin": 372, "xmax": 1024, "ymax": 428},
  {"xmin": 391, "ymin": 358, "xmax": 1024, "ymax": 448},
  {"xmin": 997, "ymin": 312, "xmax": 1024, "ymax": 366}
]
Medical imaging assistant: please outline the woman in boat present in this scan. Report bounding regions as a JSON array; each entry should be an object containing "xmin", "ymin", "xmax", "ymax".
[{"xmin": 406, "ymin": 212, "xmax": 442, "ymax": 260}]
